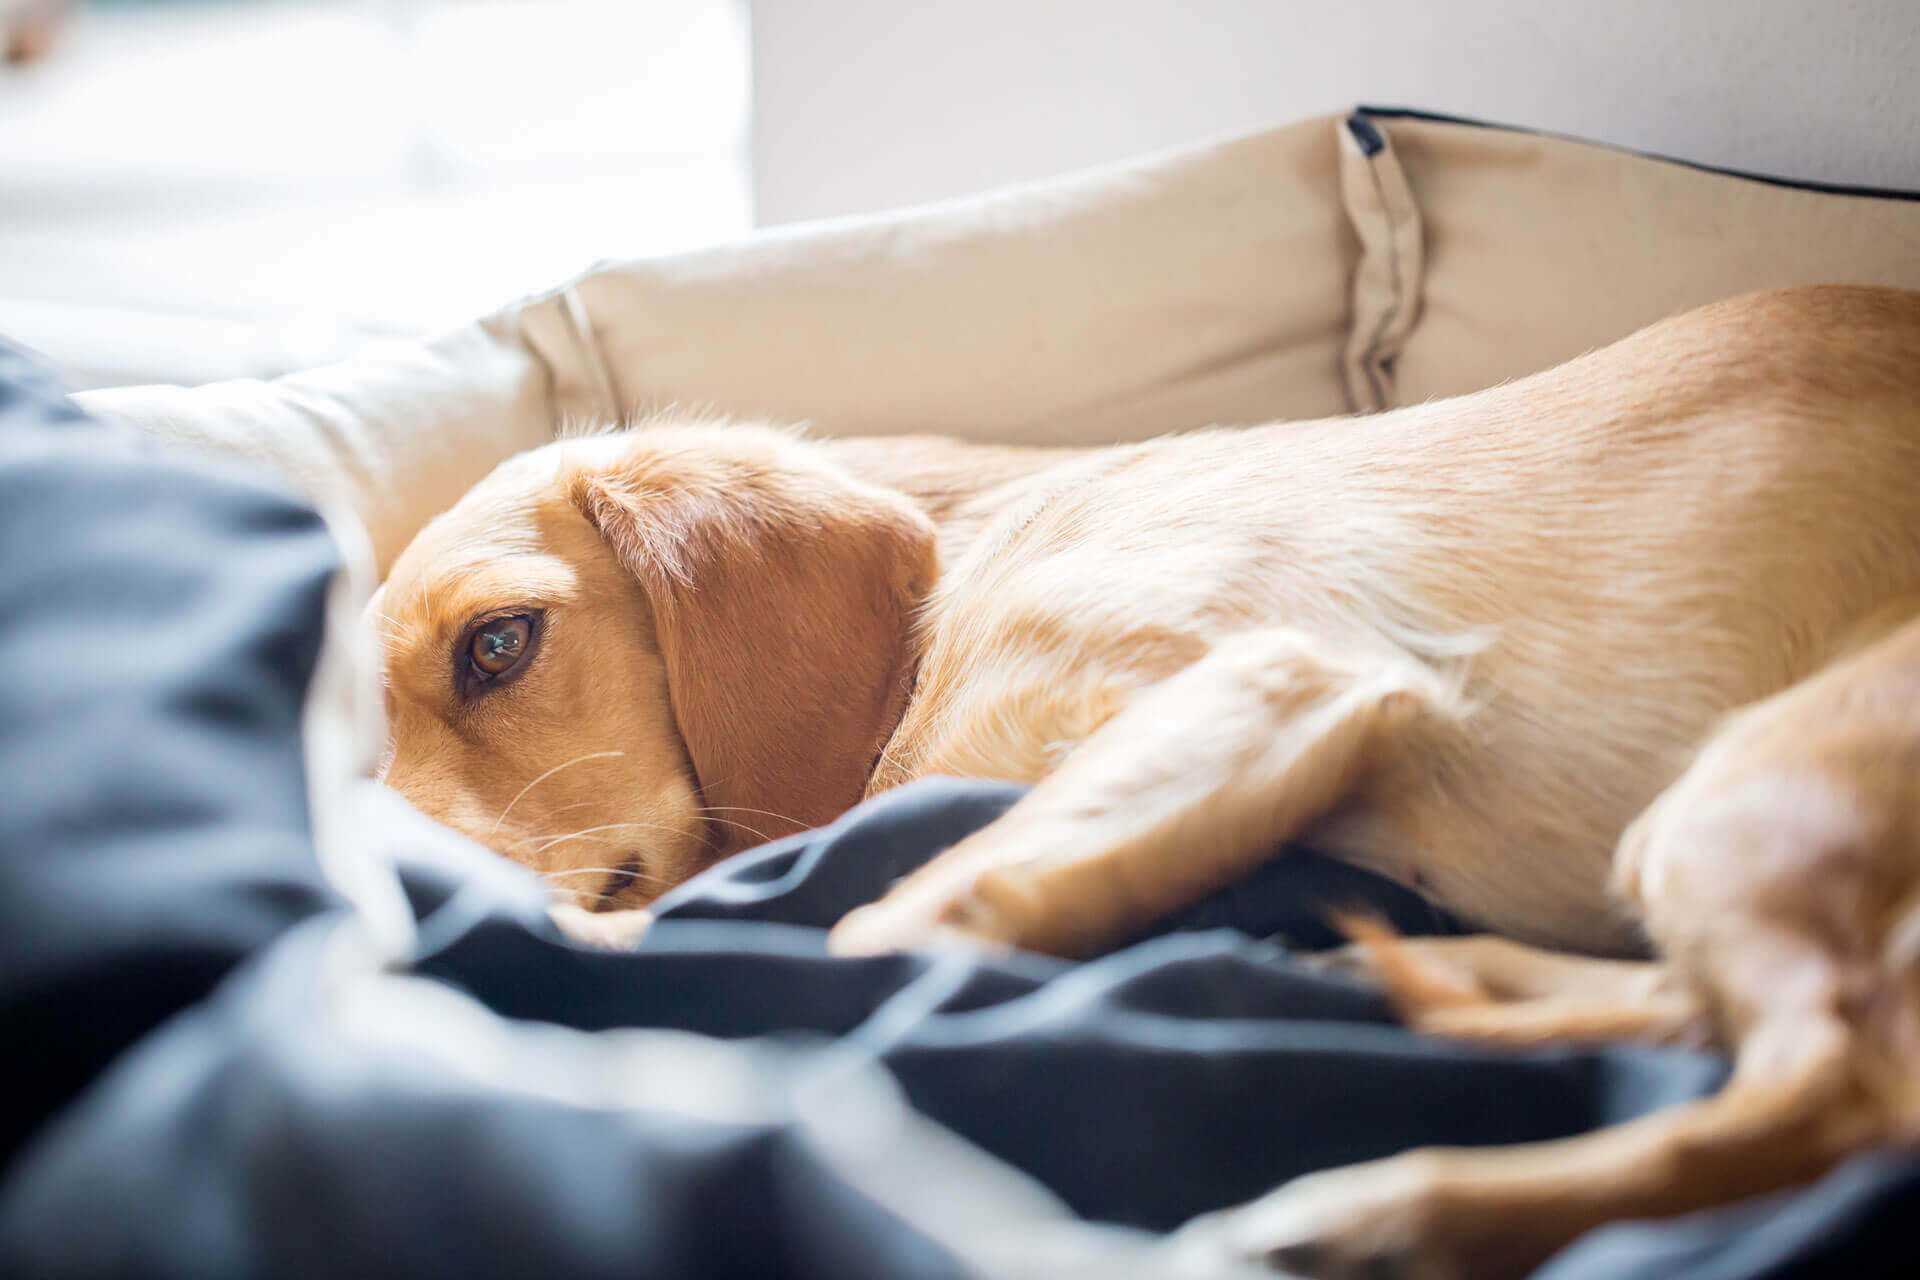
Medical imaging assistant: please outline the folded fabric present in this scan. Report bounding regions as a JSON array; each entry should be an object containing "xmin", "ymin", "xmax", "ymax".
[{"xmin": 74, "ymin": 109, "xmax": 1920, "ymax": 574}]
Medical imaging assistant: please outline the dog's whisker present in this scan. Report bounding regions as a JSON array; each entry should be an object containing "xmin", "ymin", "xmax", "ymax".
[
  {"xmin": 543, "ymin": 865, "xmax": 667, "ymax": 884},
  {"xmin": 530, "ymin": 821, "xmax": 687, "ymax": 853},
  {"xmin": 702, "ymin": 804, "xmax": 807, "ymax": 828},
  {"xmin": 499, "ymin": 830, "xmax": 644, "ymax": 854},
  {"xmin": 489, "ymin": 751, "xmax": 625, "ymax": 835},
  {"xmin": 871, "ymin": 732, "xmax": 921, "ymax": 785},
  {"xmin": 490, "ymin": 800, "xmax": 602, "ymax": 840},
  {"xmin": 496, "ymin": 819, "xmax": 636, "ymax": 853},
  {"xmin": 501, "ymin": 819, "xmax": 693, "ymax": 864},
  {"xmin": 702, "ymin": 814, "xmax": 774, "ymax": 843},
  {"xmin": 690, "ymin": 768, "xmax": 746, "ymax": 804}
]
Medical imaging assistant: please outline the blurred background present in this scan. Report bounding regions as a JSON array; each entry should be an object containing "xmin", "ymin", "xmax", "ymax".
[
  {"xmin": 0, "ymin": 0, "xmax": 751, "ymax": 387},
  {"xmin": 3, "ymin": 0, "xmax": 1915, "ymax": 390}
]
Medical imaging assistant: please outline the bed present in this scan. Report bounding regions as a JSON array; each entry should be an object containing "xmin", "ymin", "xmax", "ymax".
[{"xmin": 5, "ymin": 109, "xmax": 1920, "ymax": 1278}]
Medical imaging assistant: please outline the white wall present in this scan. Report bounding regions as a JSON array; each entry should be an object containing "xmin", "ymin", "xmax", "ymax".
[
  {"xmin": 750, "ymin": 0, "xmax": 1919, "ymax": 225},
  {"xmin": 0, "ymin": 0, "xmax": 750, "ymax": 388}
]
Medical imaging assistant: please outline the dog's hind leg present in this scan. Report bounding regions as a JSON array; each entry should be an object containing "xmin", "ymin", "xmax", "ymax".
[
  {"xmin": 828, "ymin": 628, "xmax": 1462, "ymax": 958},
  {"xmin": 1202, "ymin": 613, "xmax": 1920, "ymax": 1279},
  {"xmin": 1203, "ymin": 1018, "xmax": 1877, "ymax": 1280},
  {"xmin": 1206, "ymin": 874, "xmax": 1891, "ymax": 1279}
]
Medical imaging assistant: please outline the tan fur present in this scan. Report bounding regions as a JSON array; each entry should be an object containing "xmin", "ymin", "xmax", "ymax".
[
  {"xmin": 567, "ymin": 432, "xmax": 937, "ymax": 857},
  {"xmin": 374, "ymin": 285, "xmax": 1920, "ymax": 1271},
  {"xmin": 1239, "ymin": 618, "xmax": 1920, "ymax": 1277}
]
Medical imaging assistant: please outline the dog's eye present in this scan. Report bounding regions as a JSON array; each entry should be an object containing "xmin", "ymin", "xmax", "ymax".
[{"xmin": 469, "ymin": 615, "xmax": 534, "ymax": 679}]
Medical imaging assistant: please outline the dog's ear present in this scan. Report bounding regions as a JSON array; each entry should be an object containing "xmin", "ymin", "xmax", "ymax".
[{"xmin": 566, "ymin": 432, "xmax": 937, "ymax": 858}]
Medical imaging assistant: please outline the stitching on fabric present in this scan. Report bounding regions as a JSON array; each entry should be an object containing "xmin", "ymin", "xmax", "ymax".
[
  {"xmin": 1358, "ymin": 143, "xmax": 1404, "ymax": 411},
  {"xmin": 561, "ymin": 284, "xmax": 625, "ymax": 426}
]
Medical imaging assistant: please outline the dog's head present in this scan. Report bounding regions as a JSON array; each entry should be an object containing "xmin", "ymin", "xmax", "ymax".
[{"xmin": 371, "ymin": 424, "xmax": 937, "ymax": 910}]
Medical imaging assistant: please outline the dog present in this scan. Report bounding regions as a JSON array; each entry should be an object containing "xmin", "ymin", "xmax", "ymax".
[{"xmin": 371, "ymin": 285, "xmax": 1920, "ymax": 1276}]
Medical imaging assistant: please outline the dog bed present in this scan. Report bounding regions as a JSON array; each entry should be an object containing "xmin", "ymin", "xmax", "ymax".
[{"xmin": 8, "ymin": 110, "xmax": 1920, "ymax": 1277}]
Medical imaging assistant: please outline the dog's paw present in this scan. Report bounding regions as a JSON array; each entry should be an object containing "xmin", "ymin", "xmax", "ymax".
[
  {"xmin": 1309, "ymin": 932, "xmax": 1711, "ymax": 1049},
  {"xmin": 826, "ymin": 890, "xmax": 1016, "ymax": 956},
  {"xmin": 548, "ymin": 904, "xmax": 654, "ymax": 951},
  {"xmin": 826, "ymin": 864, "xmax": 1037, "ymax": 956},
  {"xmin": 1304, "ymin": 928, "xmax": 1489, "ymax": 1023},
  {"xmin": 1211, "ymin": 1154, "xmax": 1484, "ymax": 1280}
]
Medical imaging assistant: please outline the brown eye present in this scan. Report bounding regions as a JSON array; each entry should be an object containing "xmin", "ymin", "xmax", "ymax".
[{"xmin": 470, "ymin": 616, "xmax": 532, "ymax": 678}]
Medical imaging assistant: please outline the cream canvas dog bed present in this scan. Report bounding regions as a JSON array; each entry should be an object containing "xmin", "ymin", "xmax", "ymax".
[{"xmin": 78, "ymin": 108, "xmax": 1920, "ymax": 571}]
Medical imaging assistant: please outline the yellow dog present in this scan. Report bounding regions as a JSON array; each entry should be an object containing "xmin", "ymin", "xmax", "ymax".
[{"xmin": 373, "ymin": 286, "xmax": 1920, "ymax": 1276}]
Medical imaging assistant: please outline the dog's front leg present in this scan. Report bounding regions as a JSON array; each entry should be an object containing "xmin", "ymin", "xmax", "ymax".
[{"xmin": 829, "ymin": 629, "xmax": 1457, "ymax": 958}]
